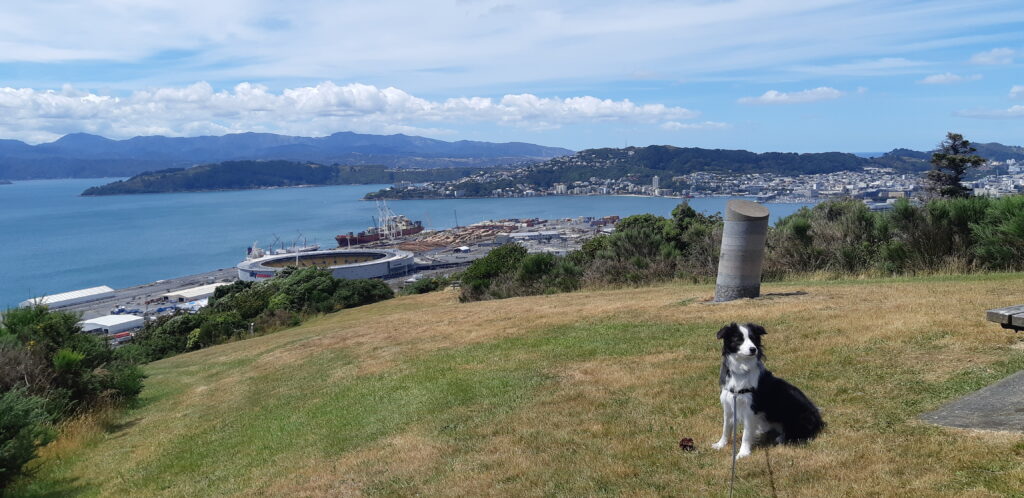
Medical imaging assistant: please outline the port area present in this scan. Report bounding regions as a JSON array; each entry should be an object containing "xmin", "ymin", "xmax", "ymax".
[
  {"xmin": 378, "ymin": 215, "xmax": 616, "ymax": 287},
  {"xmin": 16, "ymin": 216, "xmax": 615, "ymax": 322},
  {"xmin": 46, "ymin": 268, "xmax": 238, "ymax": 321}
]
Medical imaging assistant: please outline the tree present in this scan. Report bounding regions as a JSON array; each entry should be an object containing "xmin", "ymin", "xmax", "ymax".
[{"xmin": 925, "ymin": 132, "xmax": 986, "ymax": 198}]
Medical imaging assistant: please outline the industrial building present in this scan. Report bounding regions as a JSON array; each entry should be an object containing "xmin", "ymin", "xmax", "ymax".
[
  {"xmin": 78, "ymin": 314, "xmax": 144, "ymax": 335},
  {"xmin": 163, "ymin": 283, "xmax": 228, "ymax": 303},
  {"xmin": 19, "ymin": 285, "xmax": 115, "ymax": 309},
  {"xmin": 236, "ymin": 249, "xmax": 415, "ymax": 282}
]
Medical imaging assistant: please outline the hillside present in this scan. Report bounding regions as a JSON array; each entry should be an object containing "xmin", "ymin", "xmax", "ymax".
[
  {"xmin": 528, "ymin": 145, "xmax": 931, "ymax": 178},
  {"xmin": 0, "ymin": 132, "xmax": 572, "ymax": 180},
  {"xmin": 80, "ymin": 161, "xmax": 481, "ymax": 196},
  {"xmin": 516, "ymin": 141, "xmax": 1024, "ymax": 182},
  {"xmin": 882, "ymin": 142, "xmax": 1024, "ymax": 163},
  {"xmin": 15, "ymin": 275, "xmax": 1024, "ymax": 496}
]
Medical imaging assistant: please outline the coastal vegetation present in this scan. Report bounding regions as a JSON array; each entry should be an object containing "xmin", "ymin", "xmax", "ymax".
[
  {"xmin": 131, "ymin": 267, "xmax": 394, "ymax": 362},
  {"xmin": 399, "ymin": 275, "xmax": 454, "ymax": 295},
  {"xmin": 11, "ymin": 275, "xmax": 1024, "ymax": 495},
  {"xmin": 0, "ymin": 307, "xmax": 145, "ymax": 488},
  {"xmin": 80, "ymin": 161, "xmax": 483, "ymax": 196},
  {"xmin": 458, "ymin": 195, "xmax": 1024, "ymax": 302}
]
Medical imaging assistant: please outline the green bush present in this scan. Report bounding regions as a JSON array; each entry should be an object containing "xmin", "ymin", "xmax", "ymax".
[
  {"xmin": 136, "ymin": 268, "xmax": 395, "ymax": 358},
  {"xmin": 334, "ymin": 279, "xmax": 394, "ymax": 308},
  {"xmin": 459, "ymin": 195, "xmax": 1024, "ymax": 302},
  {"xmin": 460, "ymin": 244, "xmax": 528, "ymax": 301},
  {"xmin": 0, "ymin": 388, "xmax": 55, "ymax": 489},
  {"xmin": 1, "ymin": 306, "xmax": 147, "ymax": 489},
  {"xmin": 973, "ymin": 195, "xmax": 1024, "ymax": 270},
  {"xmin": 400, "ymin": 276, "xmax": 450, "ymax": 295}
]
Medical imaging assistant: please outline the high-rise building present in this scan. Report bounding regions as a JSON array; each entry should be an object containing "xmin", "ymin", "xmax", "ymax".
[{"xmin": 652, "ymin": 175, "xmax": 660, "ymax": 191}]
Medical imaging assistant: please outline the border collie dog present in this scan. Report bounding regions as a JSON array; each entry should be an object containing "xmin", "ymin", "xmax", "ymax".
[{"xmin": 711, "ymin": 322, "xmax": 824, "ymax": 459}]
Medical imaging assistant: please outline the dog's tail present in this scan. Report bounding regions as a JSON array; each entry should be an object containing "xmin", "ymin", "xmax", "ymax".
[{"xmin": 786, "ymin": 409, "xmax": 825, "ymax": 443}]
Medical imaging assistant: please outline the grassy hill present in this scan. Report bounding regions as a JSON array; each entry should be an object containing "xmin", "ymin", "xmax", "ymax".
[{"xmin": 14, "ymin": 275, "xmax": 1024, "ymax": 496}]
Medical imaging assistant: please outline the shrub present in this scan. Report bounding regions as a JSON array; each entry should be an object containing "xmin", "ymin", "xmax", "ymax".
[
  {"xmin": 334, "ymin": 279, "xmax": 395, "ymax": 308},
  {"xmin": 460, "ymin": 244, "xmax": 528, "ymax": 301},
  {"xmin": 400, "ymin": 276, "xmax": 449, "ymax": 295},
  {"xmin": 136, "ymin": 268, "xmax": 395, "ymax": 357},
  {"xmin": 973, "ymin": 195, "xmax": 1024, "ymax": 270},
  {"xmin": 0, "ymin": 388, "xmax": 55, "ymax": 489}
]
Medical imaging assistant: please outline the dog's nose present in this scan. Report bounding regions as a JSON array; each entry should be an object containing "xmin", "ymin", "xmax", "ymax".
[{"xmin": 748, "ymin": 346, "xmax": 758, "ymax": 355}]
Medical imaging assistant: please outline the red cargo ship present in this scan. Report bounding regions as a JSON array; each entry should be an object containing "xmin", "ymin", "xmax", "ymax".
[{"xmin": 336, "ymin": 215, "xmax": 424, "ymax": 247}]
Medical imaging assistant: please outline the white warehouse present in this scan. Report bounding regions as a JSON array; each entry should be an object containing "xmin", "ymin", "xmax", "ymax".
[
  {"xmin": 78, "ymin": 315, "xmax": 145, "ymax": 335},
  {"xmin": 163, "ymin": 283, "xmax": 228, "ymax": 303},
  {"xmin": 19, "ymin": 285, "xmax": 115, "ymax": 309}
]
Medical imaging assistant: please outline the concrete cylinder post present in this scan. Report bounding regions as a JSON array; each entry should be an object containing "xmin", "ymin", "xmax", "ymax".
[{"xmin": 715, "ymin": 200, "xmax": 770, "ymax": 302}]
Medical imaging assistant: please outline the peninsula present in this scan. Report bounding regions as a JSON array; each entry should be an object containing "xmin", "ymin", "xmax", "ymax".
[{"xmin": 81, "ymin": 161, "xmax": 484, "ymax": 196}]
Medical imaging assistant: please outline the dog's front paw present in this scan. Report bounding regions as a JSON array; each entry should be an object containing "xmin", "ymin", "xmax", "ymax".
[
  {"xmin": 736, "ymin": 446, "xmax": 752, "ymax": 459},
  {"xmin": 711, "ymin": 440, "xmax": 727, "ymax": 450}
]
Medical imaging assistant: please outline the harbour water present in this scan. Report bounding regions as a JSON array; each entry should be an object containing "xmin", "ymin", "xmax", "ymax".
[{"xmin": 0, "ymin": 179, "xmax": 813, "ymax": 308}]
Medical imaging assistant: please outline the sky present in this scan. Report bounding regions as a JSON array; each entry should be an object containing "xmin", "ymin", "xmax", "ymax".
[{"xmin": 1, "ymin": 0, "xmax": 1022, "ymax": 152}]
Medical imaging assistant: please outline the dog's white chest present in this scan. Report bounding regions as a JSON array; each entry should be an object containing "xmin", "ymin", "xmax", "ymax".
[{"xmin": 723, "ymin": 357, "xmax": 760, "ymax": 392}]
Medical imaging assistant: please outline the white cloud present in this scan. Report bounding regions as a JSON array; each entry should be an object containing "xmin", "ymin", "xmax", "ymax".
[
  {"xmin": 0, "ymin": 82, "xmax": 703, "ymax": 143},
  {"xmin": 788, "ymin": 57, "xmax": 930, "ymax": 77},
  {"xmin": 1, "ymin": 1, "xmax": 1023, "ymax": 90},
  {"xmin": 737, "ymin": 87, "xmax": 844, "ymax": 105},
  {"xmin": 969, "ymin": 47, "xmax": 1015, "ymax": 65},
  {"xmin": 1010, "ymin": 85, "xmax": 1024, "ymax": 98},
  {"xmin": 955, "ymin": 105, "xmax": 1024, "ymax": 118},
  {"xmin": 918, "ymin": 73, "xmax": 982, "ymax": 84},
  {"xmin": 660, "ymin": 121, "xmax": 729, "ymax": 131}
]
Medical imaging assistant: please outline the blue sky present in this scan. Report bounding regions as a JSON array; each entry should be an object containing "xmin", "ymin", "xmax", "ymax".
[{"xmin": 1, "ymin": 0, "xmax": 1022, "ymax": 152}]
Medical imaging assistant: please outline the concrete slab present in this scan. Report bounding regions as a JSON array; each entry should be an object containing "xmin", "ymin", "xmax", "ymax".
[{"xmin": 921, "ymin": 370, "xmax": 1024, "ymax": 432}]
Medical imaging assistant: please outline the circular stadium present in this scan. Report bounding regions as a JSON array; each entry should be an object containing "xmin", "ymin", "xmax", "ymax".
[{"xmin": 237, "ymin": 249, "xmax": 415, "ymax": 282}]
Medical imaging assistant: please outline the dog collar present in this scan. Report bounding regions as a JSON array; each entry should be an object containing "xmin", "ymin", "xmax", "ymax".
[{"xmin": 728, "ymin": 388, "xmax": 753, "ymax": 395}]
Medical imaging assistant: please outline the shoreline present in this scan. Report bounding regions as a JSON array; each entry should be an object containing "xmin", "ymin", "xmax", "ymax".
[{"xmin": 368, "ymin": 192, "xmax": 822, "ymax": 204}]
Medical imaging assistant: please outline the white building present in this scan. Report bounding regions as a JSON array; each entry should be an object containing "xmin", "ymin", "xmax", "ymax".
[
  {"xmin": 652, "ymin": 175, "xmax": 660, "ymax": 191},
  {"xmin": 78, "ymin": 315, "xmax": 144, "ymax": 335},
  {"xmin": 19, "ymin": 285, "xmax": 115, "ymax": 309},
  {"xmin": 162, "ymin": 283, "xmax": 228, "ymax": 303}
]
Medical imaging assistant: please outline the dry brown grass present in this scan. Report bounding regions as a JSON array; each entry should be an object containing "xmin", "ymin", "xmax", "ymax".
[
  {"xmin": 15, "ymin": 273, "xmax": 1024, "ymax": 497},
  {"xmin": 34, "ymin": 405, "xmax": 119, "ymax": 463}
]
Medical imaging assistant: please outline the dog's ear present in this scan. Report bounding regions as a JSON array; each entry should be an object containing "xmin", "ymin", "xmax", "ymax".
[
  {"xmin": 716, "ymin": 323, "xmax": 736, "ymax": 340},
  {"xmin": 747, "ymin": 323, "xmax": 767, "ymax": 337}
]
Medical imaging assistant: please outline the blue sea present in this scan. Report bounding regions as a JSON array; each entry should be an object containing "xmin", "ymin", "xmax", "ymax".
[{"xmin": 0, "ymin": 179, "xmax": 813, "ymax": 308}]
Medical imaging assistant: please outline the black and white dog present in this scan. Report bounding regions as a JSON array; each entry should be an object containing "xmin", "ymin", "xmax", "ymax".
[{"xmin": 711, "ymin": 322, "xmax": 824, "ymax": 458}]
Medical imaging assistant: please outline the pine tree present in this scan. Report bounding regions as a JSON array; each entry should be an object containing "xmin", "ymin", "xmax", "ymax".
[{"xmin": 925, "ymin": 132, "xmax": 986, "ymax": 198}]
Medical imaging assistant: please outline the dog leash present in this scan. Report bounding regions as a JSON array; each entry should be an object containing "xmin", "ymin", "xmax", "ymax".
[{"xmin": 729, "ymin": 392, "xmax": 738, "ymax": 498}]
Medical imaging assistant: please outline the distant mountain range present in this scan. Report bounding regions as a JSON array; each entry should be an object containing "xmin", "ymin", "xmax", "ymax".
[
  {"xmin": 3, "ymin": 131, "xmax": 1021, "ymax": 183},
  {"xmin": 0, "ymin": 131, "xmax": 573, "ymax": 180}
]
